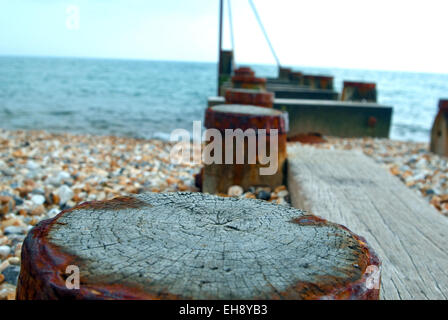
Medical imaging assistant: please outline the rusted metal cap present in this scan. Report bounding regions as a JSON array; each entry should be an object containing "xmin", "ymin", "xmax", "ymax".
[
  {"xmin": 343, "ymin": 81, "xmax": 376, "ymax": 89},
  {"xmin": 234, "ymin": 66, "xmax": 255, "ymax": 77},
  {"xmin": 231, "ymin": 75, "xmax": 267, "ymax": 85},
  {"xmin": 225, "ymin": 88, "xmax": 274, "ymax": 108},
  {"xmin": 341, "ymin": 80, "xmax": 377, "ymax": 102},
  {"xmin": 204, "ymin": 104, "xmax": 289, "ymax": 134},
  {"xmin": 439, "ymin": 99, "xmax": 448, "ymax": 111}
]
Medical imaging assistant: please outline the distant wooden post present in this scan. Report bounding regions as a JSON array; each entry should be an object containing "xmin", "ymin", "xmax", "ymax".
[
  {"xmin": 430, "ymin": 99, "xmax": 448, "ymax": 156},
  {"xmin": 17, "ymin": 193, "xmax": 381, "ymax": 300},
  {"xmin": 289, "ymin": 71, "xmax": 303, "ymax": 85},
  {"xmin": 218, "ymin": 50, "xmax": 234, "ymax": 96},
  {"xmin": 303, "ymin": 75, "xmax": 334, "ymax": 90},
  {"xmin": 231, "ymin": 67, "xmax": 267, "ymax": 91},
  {"xmin": 225, "ymin": 88, "xmax": 274, "ymax": 108},
  {"xmin": 234, "ymin": 66, "xmax": 255, "ymax": 77},
  {"xmin": 341, "ymin": 81, "xmax": 377, "ymax": 102},
  {"xmin": 203, "ymin": 104, "xmax": 288, "ymax": 194},
  {"xmin": 217, "ymin": 0, "xmax": 224, "ymax": 96},
  {"xmin": 278, "ymin": 67, "xmax": 292, "ymax": 80}
]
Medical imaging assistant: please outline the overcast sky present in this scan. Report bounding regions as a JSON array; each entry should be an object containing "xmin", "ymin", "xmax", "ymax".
[{"xmin": 1, "ymin": 0, "xmax": 447, "ymax": 73}]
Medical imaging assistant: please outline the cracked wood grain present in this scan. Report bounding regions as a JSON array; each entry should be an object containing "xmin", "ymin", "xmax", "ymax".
[
  {"xmin": 17, "ymin": 192, "xmax": 380, "ymax": 300},
  {"xmin": 287, "ymin": 144, "xmax": 448, "ymax": 300}
]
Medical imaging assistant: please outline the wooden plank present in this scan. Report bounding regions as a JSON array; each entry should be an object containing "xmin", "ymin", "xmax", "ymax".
[
  {"xmin": 287, "ymin": 144, "xmax": 448, "ymax": 300},
  {"xmin": 207, "ymin": 97, "xmax": 393, "ymax": 138},
  {"xmin": 275, "ymin": 99, "xmax": 392, "ymax": 138},
  {"xmin": 220, "ymin": 82, "xmax": 339, "ymax": 100}
]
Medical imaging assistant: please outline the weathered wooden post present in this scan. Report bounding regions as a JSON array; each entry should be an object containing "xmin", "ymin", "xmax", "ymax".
[
  {"xmin": 430, "ymin": 99, "xmax": 448, "ymax": 156},
  {"xmin": 225, "ymin": 88, "xmax": 274, "ymax": 108},
  {"xmin": 203, "ymin": 104, "xmax": 288, "ymax": 194},
  {"xmin": 341, "ymin": 81, "xmax": 377, "ymax": 102},
  {"xmin": 218, "ymin": 50, "xmax": 234, "ymax": 96},
  {"xmin": 278, "ymin": 67, "xmax": 292, "ymax": 80},
  {"xmin": 17, "ymin": 193, "xmax": 381, "ymax": 300},
  {"xmin": 303, "ymin": 75, "xmax": 334, "ymax": 90},
  {"xmin": 231, "ymin": 67, "xmax": 267, "ymax": 91},
  {"xmin": 289, "ymin": 71, "xmax": 303, "ymax": 85},
  {"xmin": 216, "ymin": 0, "xmax": 233, "ymax": 96},
  {"xmin": 234, "ymin": 66, "xmax": 255, "ymax": 77}
]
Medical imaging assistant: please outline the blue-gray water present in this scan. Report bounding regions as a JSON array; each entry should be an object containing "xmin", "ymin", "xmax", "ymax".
[{"xmin": 1, "ymin": 56, "xmax": 447, "ymax": 142}]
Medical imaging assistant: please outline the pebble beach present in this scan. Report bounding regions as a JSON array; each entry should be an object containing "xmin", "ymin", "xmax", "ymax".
[
  {"xmin": 0, "ymin": 128, "xmax": 447, "ymax": 299},
  {"xmin": 313, "ymin": 136, "xmax": 448, "ymax": 217},
  {"xmin": 0, "ymin": 129, "xmax": 291, "ymax": 299}
]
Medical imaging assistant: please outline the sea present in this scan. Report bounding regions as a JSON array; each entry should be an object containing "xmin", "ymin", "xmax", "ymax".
[{"xmin": 1, "ymin": 56, "xmax": 447, "ymax": 142}]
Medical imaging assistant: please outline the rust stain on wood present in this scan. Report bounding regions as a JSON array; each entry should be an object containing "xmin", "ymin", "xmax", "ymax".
[
  {"xmin": 16, "ymin": 209, "xmax": 182, "ymax": 300},
  {"xmin": 286, "ymin": 214, "xmax": 381, "ymax": 300},
  {"xmin": 72, "ymin": 196, "xmax": 150, "ymax": 211},
  {"xmin": 290, "ymin": 215, "xmax": 328, "ymax": 226},
  {"xmin": 204, "ymin": 105, "xmax": 289, "ymax": 134},
  {"xmin": 16, "ymin": 195, "xmax": 153, "ymax": 299},
  {"xmin": 225, "ymin": 88, "xmax": 274, "ymax": 108}
]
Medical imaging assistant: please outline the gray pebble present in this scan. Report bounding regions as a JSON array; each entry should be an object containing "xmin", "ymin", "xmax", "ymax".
[
  {"xmin": 47, "ymin": 207, "xmax": 60, "ymax": 218},
  {"xmin": 56, "ymin": 185, "xmax": 74, "ymax": 205},
  {"xmin": 8, "ymin": 235, "xmax": 26, "ymax": 248},
  {"xmin": 31, "ymin": 194, "xmax": 46, "ymax": 205},
  {"xmin": 0, "ymin": 245, "xmax": 11, "ymax": 259},
  {"xmin": 1, "ymin": 265, "xmax": 21, "ymax": 286},
  {"xmin": 31, "ymin": 188, "xmax": 46, "ymax": 196},
  {"xmin": 277, "ymin": 190, "xmax": 289, "ymax": 198},
  {"xmin": 58, "ymin": 171, "xmax": 71, "ymax": 181},
  {"xmin": 26, "ymin": 160, "xmax": 40, "ymax": 170},
  {"xmin": 13, "ymin": 196, "xmax": 24, "ymax": 206},
  {"xmin": 256, "ymin": 190, "xmax": 271, "ymax": 201},
  {"xmin": 1, "ymin": 168, "xmax": 14, "ymax": 176},
  {"xmin": 4, "ymin": 226, "xmax": 26, "ymax": 235}
]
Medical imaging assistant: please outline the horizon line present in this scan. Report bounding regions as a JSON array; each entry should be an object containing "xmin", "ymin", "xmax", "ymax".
[{"xmin": 1, "ymin": 53, "xmax": 447, "ymax": 76}]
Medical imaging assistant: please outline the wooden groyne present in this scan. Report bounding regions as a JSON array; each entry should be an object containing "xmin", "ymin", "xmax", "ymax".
[
  {"xmin": 208, "ymin": 97, "xmax": 392, "ymax": 138},
  {"xmin": 202, "ymin": 105, "xmax": 288, "ymax": 194}
]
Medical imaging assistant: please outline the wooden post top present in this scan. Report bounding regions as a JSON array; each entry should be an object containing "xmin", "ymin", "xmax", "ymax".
[
  {"xmin": 439, "ymin": 99, "xmax": 448, "ymax": 111},
  {"xmin": 204, "ymin": 104, "xmax": 289, "ymax": 134},
  {"xmin": 225, "ymin": 89, "xmax": 274, "ymax": 109},
  {"xmin": 303, "ymin": 75, "xmax": 334, "ymax": 81},
  {"xmin": 210, "ymin": 104, "xmax": 282, "ymax": 115},
  {"xmin": 343, "ymin": 81, "xmax": 376, "ymax": 89},
  {"xmin": 232, "ymin": 67, "xmax": 266, "ymax": 85},
  {"xmin": 17, "ymin": 192, "xmax": 381, "ymax": 300},
  {"xmin": 232, "ymin": 75, "xmax": 267, "ymax": 84},
  {"xmin": 234, "ymin": 67, "xmax": 255, "ymax": 77}
]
